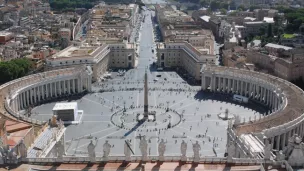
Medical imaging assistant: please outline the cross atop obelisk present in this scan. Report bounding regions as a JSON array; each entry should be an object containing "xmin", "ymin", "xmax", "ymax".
[{"xmin": 144, "ymin": 69, "xmax": 148, "ymax": 116}]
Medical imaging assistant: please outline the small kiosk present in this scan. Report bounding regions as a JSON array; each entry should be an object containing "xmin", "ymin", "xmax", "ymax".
[{"xmin": 52, "ymin": 102, "xmax": 79, "ymax": 122}]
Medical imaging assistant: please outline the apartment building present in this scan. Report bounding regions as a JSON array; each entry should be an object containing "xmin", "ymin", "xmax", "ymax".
[
  {"xmin": 87, "ymin": 3, "xmax": 138, "ymax": 43},
  {"xmin": 45, "ymin": 40, "xmax": 135, "ymax": 82},
  {"xmin": 157, "ymin": 42, "xmax": 215, "ymax": 81},
  {"xmin": 246, "ymin": 46, "xmax": 304, "ymax": 81}
]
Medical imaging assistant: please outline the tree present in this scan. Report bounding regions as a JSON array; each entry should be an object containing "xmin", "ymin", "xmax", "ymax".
[
  {"xmin": 220, "ymin": 8, "xmax": 227, "ymax": 15},
  {"xmin": 267, "ymin": 23, "xmax": 273, "ymax": 37},
  {"xmin": 200, "ymin": 0, "xmax": 208, "ymax": 7},
  {"xmin": 237, "ymin": 5, "xmax": 245, "ymax": 11},
  {"xmin": 0, "ymin": 58, "xmax": 32, "ymax": 84},
  {"xmin": 259, "ymin": 25, "xmax": 267, "ymax": 36},
  {"xmin": 249, "ymin": 5, "xmax": 258, "ymax": 12},
  {"xmin": 210, "ymin": 0, "xmax": 220, "ymax": 11}
]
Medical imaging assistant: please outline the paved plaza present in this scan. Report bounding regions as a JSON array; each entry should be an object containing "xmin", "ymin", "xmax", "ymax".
[{"xmin": 30, "ymin": 10, "xmax": 268, "ymax": 158}]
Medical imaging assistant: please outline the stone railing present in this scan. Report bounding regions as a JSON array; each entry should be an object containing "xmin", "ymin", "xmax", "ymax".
[{"xmin": 23, "ymin": 156, "xmax": 268, "ymax": 165}]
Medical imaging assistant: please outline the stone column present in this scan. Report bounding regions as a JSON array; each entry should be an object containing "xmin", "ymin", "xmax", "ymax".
[
  {"xmin": 68, "ymin": 80, "xmax": 71, "ymax": 94},
  {"xmin": 64, "ymin": 80, "xmax": 66, "ymax": 95},
  {"xmin": 50, "ymin": 83, "xmax": 53, "ymax": 97},
  {"xmin": 13, "ymin": 99, "xmax": 17, "ymax": 112},
  {"xmin": 297, "ymin": 126, "xmax": 300, "ymax": 135},
  {"xmin": 281, "ymin": 133, "xmax": 286, "ymax": 149},
  {"xmin": 274, "ymin": 94, "xmax": 277, "ymax": 111},
  {"xmin": 46, "ymin": 84, "xmax": 49, "ymax": 99},
  {"xmin": 19, "ymin": 94, "xmax": 23, "ymax": 110},
  {"xmin": 223, "ymin": 77, "xmax": 226, "ymax": 93},
  {"xmin": 212, "ymin": 76, "xmax": 216, "ymax": 92},
  {"xmin": 273, "ymin": 92, "xmax": 276, "ymax": 110},
  {"xmin": 26, "ymin": 90, "xmax": 30, "ymax": 106},
  {"xmin": 72, "ymin": 79, "xmax": 75, "ymax": 93},
  {"xmin": 42, "ymin": 85, "xmax": 45, "ymax": 100},
  {"xmin": 33, "ymin": 87, "xmax": 36, "ymax": 104},
  {"xmin": 271, "ymin": 137, "xmax": 275, "ymax": 149},
  {"xmin": 276, "ymin": 135, "xmax": 280, "ymax": 151},
  {"xmin": 24, "ymin": 91, "xmax": 28, "ymax": 107},
  {"xmin": 262, "ymin": 87, "xmax": 265, "ymax": 102},
  {"xmin": 267, "ymin": 89, "xmax": 271, "ymax": 106},
  {"xmin": 29, "ymin": 89, "xmax": 32, "ymax": 105},
  {"xmin": 300, "ymin": 123, "xmax": 303, "ymax": 138},
  {"xmin": 228, "ymin": 78, "xmax": 231, "ymax": 92},
  {"xmin": 219, "ymin": 77, "xmax": 222, "ymax": 91},
  {"xmin": 80, "ymin": 78, "xmax": 83, "ymax": 92},
  {"xmin": 58, "ymin": 81, "xmax": 61, "ymax": 96},
  {"xmin": 22, "ymin": 92, "xmax": 26, "ymax": 109},
  {"xmin": 269, "ymin": 91, "xmax": 272, "ymax": 108},
  {"xmin": 55, "ymin": 82, "xmax": 57, "ymax": 97},
  {"xmin": 236, "ymin": 79, "xmax": 239, "ymax": 94},
  {"xmin": 244, "ymin": 82, "xmax": 248, "ymax": 96},
  {"xmin": 38, "ymin": 86, "xmax": 41, "ymax": 102},
  {"xmin": 16, "ymin": 96, "xmax": 20, "ymax": 111}
]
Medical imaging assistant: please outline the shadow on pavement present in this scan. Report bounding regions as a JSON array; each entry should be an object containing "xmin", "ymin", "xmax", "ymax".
[{"xmin": 194, "ymin": 90, "xmax": 270, "ymax": 115}]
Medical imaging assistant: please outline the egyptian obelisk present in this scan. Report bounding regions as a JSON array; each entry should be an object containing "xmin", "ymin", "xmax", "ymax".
[{"xmin": 144, "ymin": 70, "xmax": 148, "ymax": 117}]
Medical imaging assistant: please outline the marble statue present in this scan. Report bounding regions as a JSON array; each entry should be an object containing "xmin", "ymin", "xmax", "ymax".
[
  {"xmin": 36, "ymin": 150, "xmax": 41, "ymax": 157},
  {"xmin": 18, "ymin": 140, "xmax": 27, "ymax": 158},
  {"xmin": 227, "ymin": 141, "xmax": 235, "ymax": 162},
  {"xmin": 286, "ymin": 136, "xmax": 304, "ymax": 167},
  {"xmin": 180, "ymin": 140, "xmax": 187, "ymax": 161},
  {"xmin": 103, "ymin": 140, "xmax": 111, "ymax": 158},
  {"xmin": 124, "ymin": 140, "xmax": 131, "ymax": 161},
  {"xmin": 50, "ymin": 115, "xmax": 58, "ymax": 127},
  {"xmin": 158, "ymin": 139, "xmax": 166, "ymax": 161},
  {"xmin": 8, "ymin": 148, "xmax": 17, "ymax": 160},
  {"xmin": 193, "ymin": 141, "xmax": 201, "ymax": 162},
  {"xmin": 87, "ymin": 140, "xmax": 96, "ymax": 162},
  {"xmin": 264, "ymin": 139, "xmax": 272, "ymax": 160},
  {"xmin": 0, "ymin": 150, "xmax": 3, "ymax": 165},
  {"xmin": 283, "ymin": 135, "xmax": 296, "ymax": 157},
  {"xmin": 139, "ymin": 136, "xmax": 148, "ymax": 160},
  {"xmin": 276, "ymin": 150, "xmax": 286, "ymax": 161}
]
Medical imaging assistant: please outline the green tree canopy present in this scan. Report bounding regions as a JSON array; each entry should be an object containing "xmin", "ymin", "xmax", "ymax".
[{"xmin": 0, "ymin": 58, "xmax": 32, "ymax": 84}]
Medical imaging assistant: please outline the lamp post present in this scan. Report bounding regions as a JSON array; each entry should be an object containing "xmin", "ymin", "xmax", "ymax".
[
  {"xmin": 166, "ymin": 101, "xmax": 169, "ymax": 112},
  {"xmin": 124, "ymin": 101, "xmax": 126, "ymax": 112}
]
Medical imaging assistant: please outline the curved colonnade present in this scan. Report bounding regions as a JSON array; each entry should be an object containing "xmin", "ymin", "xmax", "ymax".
[
  {"xmin": 201, "ymin": 66, "xmax": 304, "ymax": 151},
  {"xmin": 0, "ymin": 66, "xmax": 92, "ymax": 125}
]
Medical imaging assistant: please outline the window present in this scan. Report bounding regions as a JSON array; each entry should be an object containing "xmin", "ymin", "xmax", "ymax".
[
  {"xmin": 73, "ymin": 61, "xmax": 75, "ymax": 63},
  {"xmin": 128, "ymin": 55, "xmax": 132, "ymax": 60},
  {"xmin": 60, "ymin": 62, "xmax": 62, "ymax": 64},
  {"xmin": 80, "ymin": 60, "xmax": 82, "ymax": 62}
]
